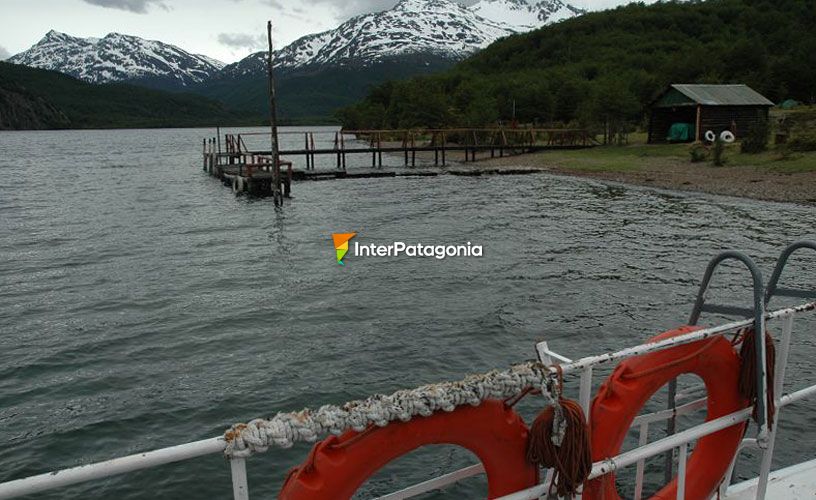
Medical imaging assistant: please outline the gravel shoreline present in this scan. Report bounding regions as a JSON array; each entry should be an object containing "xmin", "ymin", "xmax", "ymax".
[
  {"xmin": 377, "ymin": 140, "xmax": 814, "ymax": 204},
  {"xmin": 476, "ymin": 153, "xmax": 816, "ymax": 205}
]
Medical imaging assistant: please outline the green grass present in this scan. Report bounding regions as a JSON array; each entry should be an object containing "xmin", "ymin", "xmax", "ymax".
[
  {"xmin": 729, "ymin": 149, "xmax": 816, "ymax": 173},
  {"xmin": 526, "ymin": 134, "xmax": 816, "ymax": 174}
]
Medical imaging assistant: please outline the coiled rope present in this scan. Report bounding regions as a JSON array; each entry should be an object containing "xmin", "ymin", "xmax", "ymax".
[
  {"xmin": 224, "ymin": 361, "xmax": 555, "ymax": 458},
  {"xmin": 526, "ymin": 365, "xmax": 592, "ymax": 498}
]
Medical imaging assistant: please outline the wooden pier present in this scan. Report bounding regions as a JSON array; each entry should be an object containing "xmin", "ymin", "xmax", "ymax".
[{"xmin": 201, "ymin": 127, "xmax": 596, "ymax": 197}]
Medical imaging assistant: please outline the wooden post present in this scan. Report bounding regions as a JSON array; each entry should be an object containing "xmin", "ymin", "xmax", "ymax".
[
  {"xmin": 335, "ymin": 132, "xmax": 341, "ymax": 169},
  {"xmin": 284, "ymin": 164, "xmax": 292, "ymax": 198},
  {"xmin": 377, "ymin": 132, "xmax": 382, "ymax": 168},
  {"xmin": 411, "ymin": 132, "xmax": 416, "ymax": 167},
  {"xmin": 310, "ymin": 132, "xmax": 315, "ymax": 170},
  {"xmin": 266, "ymin": 21, "xmax": 282, "ymax": 205},
  {"xmin": 431, "ymin": 131, "xmax": 437, "ymax": 166},
  {"xmin": 441, "ymin": 132, "xmax": 446, "ymax": 166},
  {"xmin": 216, "ymin": 126, "xmax": 221, "ymax": 157},
  {"xmin": 695, "ymin": 104, "xmax": 703, "ymax": 143},
  {"xmin": 341, "ymin": 134, "xmax": 346, "ymax": 170},
  {"xmin": 304, "ymin": 132, "xmax": 310, "ymax": 170}
]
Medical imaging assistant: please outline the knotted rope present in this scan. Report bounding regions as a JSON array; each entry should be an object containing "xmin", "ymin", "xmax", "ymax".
[{"xmin": 224, "ymin": 361, "xmax": 554, "ymax": 458}]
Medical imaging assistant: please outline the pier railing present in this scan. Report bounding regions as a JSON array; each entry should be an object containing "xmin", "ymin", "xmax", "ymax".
[
  {"xmin": 202, "ymin": 137, "xmax": 293, "ymax": 199},
  {"xmin": 224, "ymin": 127, "xmax": 595, "ymax": 169}
]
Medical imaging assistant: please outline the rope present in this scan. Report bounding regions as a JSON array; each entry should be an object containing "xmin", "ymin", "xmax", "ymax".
[
  {"xmin": 526, "ymin": 365, "xmax": 592, "ymax": 498},
  {"xmin": 736, "ymin": 327, "xmax": 776, "ymax": 428},
  {"xmin": 223, "ymin": 361, "xmax": 554, "ymax": 458}
]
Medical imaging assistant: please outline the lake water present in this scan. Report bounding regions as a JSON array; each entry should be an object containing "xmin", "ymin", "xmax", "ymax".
[{"xmin": 1, "ymin": 126, "xmax": 815, "ymax": 498}]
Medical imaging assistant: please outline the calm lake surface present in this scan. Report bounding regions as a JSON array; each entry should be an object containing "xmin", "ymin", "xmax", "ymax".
[{"xmin": 1, "ymin": 126, "xmax": 815, "ymax": 498}]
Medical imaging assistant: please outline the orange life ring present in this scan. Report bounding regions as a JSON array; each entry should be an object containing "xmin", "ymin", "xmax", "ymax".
[
  {"xmin": 279, "ymin": 399, "xmax": 538, "ymax": 499},
  {"xmin": 583, "ymin": 326, "xmax": 748, "ymax": 499}
]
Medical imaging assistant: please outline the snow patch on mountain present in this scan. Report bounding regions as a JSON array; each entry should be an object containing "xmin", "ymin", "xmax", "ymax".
[{"xmin": 470, "ymin": 0, "xmax": 584, "ymax": 31}]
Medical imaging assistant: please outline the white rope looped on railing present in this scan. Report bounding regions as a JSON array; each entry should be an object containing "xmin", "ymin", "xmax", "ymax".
[{"xmin": 223, "ymin": 361, "xmax": 555, "ymax": 458}]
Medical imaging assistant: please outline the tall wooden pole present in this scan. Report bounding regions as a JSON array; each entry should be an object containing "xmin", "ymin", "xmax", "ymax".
[
  {"xmin": 266, "ymin": 20, "xmax": 282, "ymax": 204},
  {"xmin": 216, "ymin": 126, "xmax": 221, "ymax": 155}
]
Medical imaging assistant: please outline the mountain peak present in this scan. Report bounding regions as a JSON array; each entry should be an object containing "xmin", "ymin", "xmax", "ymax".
[
  {"xmin": 42, "ymin": 30, "xmax": 76, "ymax": 42},
  {"xmin": 10, "ymin": 31, "xmax": 225, "ymax": 87}
]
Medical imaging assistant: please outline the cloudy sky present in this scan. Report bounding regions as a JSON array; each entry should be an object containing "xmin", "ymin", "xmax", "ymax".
[{"xmin": 1, "ymin": 0, "xmax": 652, "ymax": 63}]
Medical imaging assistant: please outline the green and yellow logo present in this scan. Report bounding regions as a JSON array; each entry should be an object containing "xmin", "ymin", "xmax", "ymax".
[{"xmin": 332, "ymin": 232, "xmax": 357, "ymax": 265}]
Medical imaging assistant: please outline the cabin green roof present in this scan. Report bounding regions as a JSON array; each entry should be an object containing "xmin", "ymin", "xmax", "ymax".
[{"xmin": 654, "ymin": 84, "xmax": 774, "ymax": 108}]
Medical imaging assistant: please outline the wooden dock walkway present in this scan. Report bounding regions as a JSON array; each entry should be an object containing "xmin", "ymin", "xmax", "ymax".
[{"xmin": 201, "ymin": 127, "xmax": 596, "ymax": 197}]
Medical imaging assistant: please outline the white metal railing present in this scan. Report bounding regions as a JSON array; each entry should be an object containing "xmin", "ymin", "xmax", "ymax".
[
  {"xmin": 0, "ymin": 302, "xmax": 813, "ymax": 500},
  {"xmin": 498, "ymin": 305, "xmax": 811, "ymax": 500}
]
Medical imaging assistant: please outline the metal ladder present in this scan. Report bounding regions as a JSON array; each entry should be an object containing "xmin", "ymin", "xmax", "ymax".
[{"xmin": 664, "ymin": 241, "xmax": 816, "ymax": 485}]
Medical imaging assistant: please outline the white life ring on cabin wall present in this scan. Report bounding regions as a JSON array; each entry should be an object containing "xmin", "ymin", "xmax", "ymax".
[
  {"xmin": 704, "ymin": 130, "xmax": 717, "ymax": 142},
  {"xmin": 720, "ymin": 131, "xmax": 736, "ymax": 143}
]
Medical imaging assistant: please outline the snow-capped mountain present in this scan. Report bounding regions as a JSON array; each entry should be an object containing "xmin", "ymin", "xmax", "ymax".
[
  {"xmin": 470, "ymin": 0, "xmax": 584, "ymax": 32},
  {"xmin": 8, "ymin": 0, "xmax": 583, "ymax": 91},
  {"xmin": 222, "ymin": 0, "xmax": 583, "ymax": 77},
  {"xmin": 8, "ymin": 30, "xmax": 225, "ymax": 87}
]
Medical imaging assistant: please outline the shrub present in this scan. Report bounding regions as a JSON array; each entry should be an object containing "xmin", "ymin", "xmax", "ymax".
[
  {"xmin": 712, "ymin": 138, "xmax": 726, "ymax": 166},
  {"xmin": 740, "ymin": 117, "xmax": 770, "ymax": 154},
  {"xmin": 788, "ymin": 128, "xmax": 816, "ymax": 152},
  {"xmin": 774, "ymin": 144, "xmax": 797, "ymax": 161},
  {"xmin": 689, "ymin": 144, "xmax": 708, "ymax": 163}
]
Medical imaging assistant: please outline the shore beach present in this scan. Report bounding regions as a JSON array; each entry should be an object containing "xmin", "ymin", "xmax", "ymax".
[{"xmin": 474, "ymin": 140, "xmax": 816, "ymax": 205}]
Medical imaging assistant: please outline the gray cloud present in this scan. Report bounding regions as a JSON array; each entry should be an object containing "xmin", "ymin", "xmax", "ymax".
[
  {"xmin": 217, "ymin": 33, "xmax": 266, "ymax": 51},
  {"xmin": 0, "ymin": 45, "xmax": 10, "ymax": 61},
  {"xmin": 81, "ymin": 0, "xmax": 169, "ymax": 14}
]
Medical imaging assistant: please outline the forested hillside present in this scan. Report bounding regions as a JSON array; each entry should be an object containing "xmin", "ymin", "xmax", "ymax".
[
  {"xmin": 0, "ymin": 62, "xmax": 257, "ymax": 130},
  {"xmin": 195, "ymin": 55, "xmax": 456, "ymax": 123},
  {"xmin": 338, "ymin": 0, "xmax": 816, "ymax": 131}
]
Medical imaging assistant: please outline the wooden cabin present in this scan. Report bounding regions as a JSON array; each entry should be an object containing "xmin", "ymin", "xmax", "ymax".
[{"xmin": 648, "ymin": 84, "xmax": 774, "ymax": 144}]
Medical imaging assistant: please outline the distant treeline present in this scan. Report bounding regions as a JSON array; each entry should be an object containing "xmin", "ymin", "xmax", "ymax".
[
  {"xmin": 0, "ymin": 62, "xmax": 261, "ymax": 130},
  {"xmin": 338, "ymin": 0, "xmax": 816, "ymax": 134}
]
